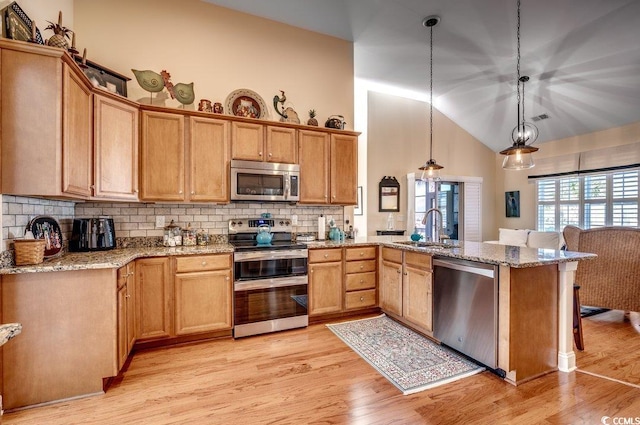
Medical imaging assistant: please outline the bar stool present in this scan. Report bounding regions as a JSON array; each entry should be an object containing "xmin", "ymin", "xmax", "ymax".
[{"xmin": 573, "ymin": 285, "xmax": 584, "ymax": 351}]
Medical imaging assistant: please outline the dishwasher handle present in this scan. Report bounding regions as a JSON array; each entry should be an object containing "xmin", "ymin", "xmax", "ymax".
[{"xmin": 433, "ymin": 258, "xmax": 495, "ymax": 279}]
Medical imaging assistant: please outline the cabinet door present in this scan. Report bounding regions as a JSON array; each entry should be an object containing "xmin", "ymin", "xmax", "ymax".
[
  {"xmin": 330, "ymin": 134, "xmax": 358, "ymax": 204},
  {"xmin": 139, "ymin": 111, "xmax": 185, "ymax": 201},
  {"xmin": 125, "ymin": 262, "xmax": 137, "ymax": 353},
  {"xmin": 403, "ymin": 264, "xmax": 433, "ymax": 332},
  {"xmin": 174, "ymin": 269, "xmax": 232, "ymax": 335},
  {"xmin": 62, "ymin": 64, "xmax": 93, "ymax": 197},
  {"xmin": 380, "ymin": 260, "xmax": 402, "ymax": 316},
  {"xmin": 135, "ymin": 257, "xmax": 172, "ymax": 340},
  {"xmin": 189, "ymin": 116, "xmax": 229, "ymax": 203},
  {"xmin": 94, "ymin": 94, "xmax": 139, "ymax": 200},
  {"xmin": 298, "ymin": 130, "xmax": 330, "ymax": 204},
  {"xmin": 309, "ymin": 261, "xmax": 343, "ymax": 315},
  {"xmin": 231, "ymin": 121, "xmax": 264, "ymax": 161},
  {"xmin": 266, "ymin": 126, "xmax": 297, "ymax": 163},
  {"xmin": 117, "ymin": 269, "xmax": 128, "ymax": 371}
]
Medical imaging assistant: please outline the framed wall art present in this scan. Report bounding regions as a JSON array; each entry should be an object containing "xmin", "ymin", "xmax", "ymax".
[
  {"xmin": 505, "ymin": 190, "xmax": 520, "ymax": 218},
  {"xmin": 354, "ymin": 186, "xmax": 363, "ymax": 216},
  {"xmin": 379, "ymin": 176, "xmax": 400, "ymax": 212}
]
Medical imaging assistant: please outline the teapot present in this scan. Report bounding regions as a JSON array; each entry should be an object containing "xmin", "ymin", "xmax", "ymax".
[{"xmin": 255, "ymin": 224, "xmax": 273, "ymax": 245}]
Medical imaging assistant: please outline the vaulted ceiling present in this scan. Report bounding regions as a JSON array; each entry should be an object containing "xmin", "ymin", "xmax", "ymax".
[{"xmin": 203, "ymin": 0, "xmax": 640, "ymax": 152}]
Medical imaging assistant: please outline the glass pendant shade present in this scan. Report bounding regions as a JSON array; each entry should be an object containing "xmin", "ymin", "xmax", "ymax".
[
  {"xmin": 419, "ymin": 159, "xmax": 443, "ymax": 180},
  {"xmin": 501, "ymin": 149, "xmax": 536, "ymax": 169}
]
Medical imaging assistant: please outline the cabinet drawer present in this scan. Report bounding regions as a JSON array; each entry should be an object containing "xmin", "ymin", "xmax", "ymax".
[
  {"xmin": 404, "ymin": 252, "xmax": 432, "ymax": 270},
  {"xmin": 345, "ymin": 259, "xmax": 376, "ymax": 274},
  {"xmin": 309, "ymin": 248, "xmax": 342, "ymax": 263},
  {"xmin": 175, "ymin": 254, "xmax": 231, "ymax": 273},
  {"xmin": 345, "ymin": 289, "xmax": 377, "ymax": 310},
  {"xmin": 381, "ymin": 247, "xmax": 403, "ymax": 263},
  {"xmin": 344, "ymin": 246, "xmax": 376, "ymax": 261},
  {"xmin": 345, "ymin": 271, "xmax": 376, "ymax": 291}
]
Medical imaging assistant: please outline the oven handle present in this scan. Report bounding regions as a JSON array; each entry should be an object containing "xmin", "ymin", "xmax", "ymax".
[
  {"xmin": 234, "ymin": 275, "xmax": 308, "ymax": 291},
  {"xmin": 233, "ymin": 249, "xmax": 308, "ymax": 261}
]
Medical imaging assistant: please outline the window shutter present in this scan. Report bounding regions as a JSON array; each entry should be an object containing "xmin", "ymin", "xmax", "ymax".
[{"xmin": 463, "ymin": 181, "xmax": 482, "ymax": 242}]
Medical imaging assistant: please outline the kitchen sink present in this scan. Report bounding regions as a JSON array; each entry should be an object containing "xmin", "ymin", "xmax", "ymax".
[{"xmin": 393, "ymin": 240, "xmax": 455, "ymax": 249}]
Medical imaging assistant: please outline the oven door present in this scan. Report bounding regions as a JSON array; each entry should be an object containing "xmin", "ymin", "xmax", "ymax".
[
  {"xmin": 233, "ymin": 276, "xmax": 308, "ymax": 338},
  {"xmin": 233, "ymin": 249, "xmax": 308, "ymax": 281}
]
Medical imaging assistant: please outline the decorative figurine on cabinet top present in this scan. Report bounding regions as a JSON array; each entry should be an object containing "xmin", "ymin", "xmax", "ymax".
[
  {"xmin": 45, "ymin": 11, "xmax": 71, "ymax": 49},
  {"xmin": 307, "ymin": 109, "xmax": 318, "ymax": 126}
]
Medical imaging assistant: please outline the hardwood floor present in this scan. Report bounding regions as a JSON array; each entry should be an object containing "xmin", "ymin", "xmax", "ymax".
[{"xmin": 3, "ymin": 312, "xmax": 640, "ymax": 425}]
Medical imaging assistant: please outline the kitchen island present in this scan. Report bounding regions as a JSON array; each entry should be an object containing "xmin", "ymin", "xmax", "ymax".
[{"xmin": 0, "ymin": 238, "xmax": 595, "ymax": 409}]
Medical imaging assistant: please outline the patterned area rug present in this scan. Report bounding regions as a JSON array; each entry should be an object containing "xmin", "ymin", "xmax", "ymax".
[{"xmin": 327, "ymin": 315, "xmax": 484, "ymax": 395}]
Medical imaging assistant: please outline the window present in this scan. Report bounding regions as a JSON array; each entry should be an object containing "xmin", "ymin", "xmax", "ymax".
[
  {"xmin": 536, "ymin": 169, "xmax": 639, "ymax": 230},
  {"xmin": 412, "ymin": 180, "xmax": 460, "ymax": 241}
]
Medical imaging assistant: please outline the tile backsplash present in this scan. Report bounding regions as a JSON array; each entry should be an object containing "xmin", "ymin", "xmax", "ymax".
[{"xmin": 2, "ymin": 195, "xmax": 345, "ymax": 252}]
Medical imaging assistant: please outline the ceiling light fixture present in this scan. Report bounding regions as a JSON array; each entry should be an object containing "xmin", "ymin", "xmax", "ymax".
[
  {"xmin": 500, "ymin": 0, "xmax": 539, "ymax": 170},
  {"xmin": 419, "ymin": 15, "xmax": 444, "ymax": 181}
]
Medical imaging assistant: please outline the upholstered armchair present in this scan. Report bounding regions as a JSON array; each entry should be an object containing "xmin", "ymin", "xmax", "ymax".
[{"xmin": 563, "ymin": 225, "xmax": 640, "ymax": 312}]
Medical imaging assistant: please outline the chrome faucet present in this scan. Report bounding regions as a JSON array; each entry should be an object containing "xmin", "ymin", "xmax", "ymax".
[{"xmin": 422, "ymin": 208, "xmax": 448, "ymax": 243}]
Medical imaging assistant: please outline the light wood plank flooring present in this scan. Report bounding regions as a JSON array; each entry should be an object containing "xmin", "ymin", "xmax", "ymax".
[{"xmin": 3, "ymin": 311, "xmax": 639, "ymax": 425}]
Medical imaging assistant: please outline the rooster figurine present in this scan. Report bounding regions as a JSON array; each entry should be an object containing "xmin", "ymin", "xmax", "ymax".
[
  {"xmin": 161, "ymin": 70, "xmax": 195, "ymax": 108},
  {"xmin": 273, "ymin": 90, "xmax": 288, "ymax": 119}
]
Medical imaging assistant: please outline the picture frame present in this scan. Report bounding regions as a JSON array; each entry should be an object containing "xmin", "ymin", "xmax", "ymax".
[
  {"xmin": 2, "ymin": 1, "xmax": 44, "ymax": 44},
  {"xmin": 74, "ymin": 56, "xmax": 130, "ymax": 97},
  {"xmin": 354, "ymin": 186, "xmax": 363, "ymax": 216},
  {"xmin": 379, "ymin": 176, "xmax": 400, "ymax": 212},
  {"xmin": 505, "ymin": 190, "xmax": 520, "ymax": 218}
]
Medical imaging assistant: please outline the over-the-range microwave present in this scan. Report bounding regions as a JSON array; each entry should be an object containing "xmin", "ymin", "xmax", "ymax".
[{"xmin": 230, "ymin": 159, "xmax": 300, "ymax": 202}]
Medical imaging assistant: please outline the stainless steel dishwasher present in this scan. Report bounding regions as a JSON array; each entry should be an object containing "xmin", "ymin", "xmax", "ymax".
[{"xmin": 433, "ymin": 257, "xmax": 499, "ymax": 370}]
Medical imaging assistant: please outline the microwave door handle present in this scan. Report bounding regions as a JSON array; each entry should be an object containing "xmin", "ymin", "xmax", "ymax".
[{"xmin": 284, "ymin": 174, "xmax": 290, "ymax": 200}]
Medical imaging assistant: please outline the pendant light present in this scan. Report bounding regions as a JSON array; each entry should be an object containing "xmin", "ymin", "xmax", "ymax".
[
  {"xmin": 500, "ymin": 0, "xmax": 539, "ymax": 170},
  {"xmin": 419, "ymin": 15, "xmax": 444, "ymax": 181}
]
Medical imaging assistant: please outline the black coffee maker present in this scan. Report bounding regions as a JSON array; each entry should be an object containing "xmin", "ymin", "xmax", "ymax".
[{"xmin": 69, "ymin": 217, "xmax": 116, "ymax": 252}]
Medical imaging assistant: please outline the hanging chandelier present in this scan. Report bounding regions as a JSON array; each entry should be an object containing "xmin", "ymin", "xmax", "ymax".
[
  {"xmin": 419, "ymin": 15, "xmax": 444, "ymax": 181},
  {"xmin": 500, "ymin": 0, "xmax": 539, "ymax": 170}
]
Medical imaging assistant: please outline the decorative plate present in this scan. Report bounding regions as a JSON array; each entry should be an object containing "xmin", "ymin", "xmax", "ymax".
[
  {"xmin": 225, "ymin": 89, "xmax": 269, "ymax": 119},
  {"xmin": 26, "ymin": 215, "xmax": 63, "ymax": 258}
]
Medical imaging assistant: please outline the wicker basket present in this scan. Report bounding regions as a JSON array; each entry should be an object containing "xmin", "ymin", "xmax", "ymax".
[{"xmin": 13, "ymin": 239, "xmax": 46, "ymax": 266}]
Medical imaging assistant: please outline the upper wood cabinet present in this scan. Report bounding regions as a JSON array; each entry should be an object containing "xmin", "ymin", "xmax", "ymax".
[
  {"xmin": 299, "ymin": 130, "xmax": 357, "ymax": 205},
  {"xmin": 139, "ymin": 110, "xmax": 186, "ymax": 201},
  {"xmin": 93, "ymin": 93, "xmax": 139, "ymax": 200},
  {"xmin": 231, "ymin": 122, "xmax": 297, "ymax": 164},
  {"xmin": 189, "ymin": 116, "xmax": 230, "ymax": 203},
  {"xmin": 0, "ymin": 42, "xmax": 93, "ymax": 198}
]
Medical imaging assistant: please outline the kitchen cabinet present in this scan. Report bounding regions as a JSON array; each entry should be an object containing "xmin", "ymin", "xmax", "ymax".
[
  {"xmin": 135, "ymin": 257, "xmax": 172, "ymax": 341},
  {"xmin": 93, "ymin": 93, "xmax": 139, "ymax": 200},
  {"xmin": 139, "ymin": 110, "xmax": 185, "ymax": 201},
  {"xmin": 344, "ymin": 246, "xmax": 377, "ymax": 310},
  {"xmin": 117, "ymin": 262, "xmax": 136, "ymax": 371},
  {"xmin": 174, "ymin": 254, "xmax": 233, "ymax": 335},
  {"xmin": 139, "ymin": 110, "xmax": 230, "ymax": 202},
  {"xmin": 379, "ymin": 248, "xmax": 433, "ymax": 333},
  {"xmin": 231, "ymin": 122, "xmax": 297, "ymax": 163},
  {"xmin": 189, "ymin": 116, "xmax": 230, "ymax": 203},
  {"xmin": 308, "ymin": 248, "xmax": 343, "ymax": 316},
  {"xmin": 0, "ymin": 41, "xmax": 93, "ymax": 198},
  {"xmin": 298, "ymin": 130, "xmax": 357, "ymax": 205}
]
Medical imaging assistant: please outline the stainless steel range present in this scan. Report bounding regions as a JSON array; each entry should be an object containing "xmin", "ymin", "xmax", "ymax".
[{"xmin": 229, "ymin": 218, "xmax": 308, "ymax": 338}]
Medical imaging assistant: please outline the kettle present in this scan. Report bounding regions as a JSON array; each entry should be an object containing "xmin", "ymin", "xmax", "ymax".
[{"xmin": 255, "ymin": 224, "xmax": 273, "ymax": 245}]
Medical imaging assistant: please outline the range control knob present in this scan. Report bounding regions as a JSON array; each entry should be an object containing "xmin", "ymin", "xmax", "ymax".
[{"xmin": 230, "ymin": 221, "xmax": 236, "ymax": 227}]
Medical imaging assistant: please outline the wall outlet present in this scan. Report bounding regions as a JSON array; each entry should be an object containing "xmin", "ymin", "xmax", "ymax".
[
  {"xmin": 291, "ymin": 214, "xmax": 298, "ymax": 225},
  {"xmin": 155, "ymin": 216, "xmax": 165, "ymax": 228}
]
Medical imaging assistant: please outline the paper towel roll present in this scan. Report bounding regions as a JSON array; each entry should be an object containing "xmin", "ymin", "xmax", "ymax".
[{"xmin": 317, "ymin": 215, "xmax": 325, "ymax": 240}]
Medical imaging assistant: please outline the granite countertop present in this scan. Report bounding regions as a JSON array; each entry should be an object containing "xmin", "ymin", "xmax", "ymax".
[
  {"xmin": 303, "ymin": 235, "xmax": 597, "ymax": 268},
  {"xmin": 1, "ymin": 236, "xmax": 596, "ymax": 274},
  {"xmin": 0, "ymin": 244, "xmax": 235, "ymax": 275}
]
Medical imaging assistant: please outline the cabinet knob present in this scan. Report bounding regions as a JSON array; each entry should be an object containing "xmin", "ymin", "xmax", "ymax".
[
  {"xmin": 311, "ymin": 268, "xmax": 314, "ymax": 273},
  {"xmin": 324, "ymin": 254, "xmax": 329, "ymax": 258},
  {"xmin": 359, "ymin": 279, "xmax": 364, "ymax": 283},
  {"xmin": 268, "ymin": 153, "xmax": 272, "ymax": 157},
  {"xmin": 360, "ymin": 296, "xmax": 364, "ymax": 302},
  {"xmin": 403, "ymin": 272, "xmax": 408, "ymax": 276},
  {"xmin": 226, "ymin": 276, "xmax": 230, "ymax": 281},
  {"xmin": 259, "ymin": 151, "xmax": 263, "ymax": 156},
  {"xmin": 359, "ymin": 252, "xmax": 364, "ymax": 256},
  {"xmin": 191, "ymin": 191, "xmax": 196, "ymax": 195},
  {"xmin": 201, "ymin": 261, "xmax": 207, "ymax": 266},
  {"xmin": 178, "ymin": 190, "xmax": 183, "ymax": 194},
  {"xmin": 134, "ymin": 189, "xmax": 139, "ymax": 193},
  {"xmin": 397, "ymin": 270, "xmax": 401, "ymax": 274},
  {"xmin": 359, "ymin": 265, "xmax": 364, "ymax": 270}
]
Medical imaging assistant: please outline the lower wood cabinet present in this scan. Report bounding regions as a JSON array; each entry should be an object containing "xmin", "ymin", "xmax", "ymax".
[
  {"xmin": 174, "ymin": 254, "xmax": 232, "ymax": 335},
  {"xmin": 379, "ymin": 248, "xmax": 433, "ymax": 334},
  {"xmin": 308, "ymin": 248, "xmax": 343, "ymax": 315},
  {"xmin": 344, "ymin": 246, "xmax": 377, "ymax": 310},
  {"xmin": 135, "ymin": 254, "xmax": 233, "ymax": 345},
  {"xmin": 117, "ymin": 262, "xmax": 136, "ymax": 371}
]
